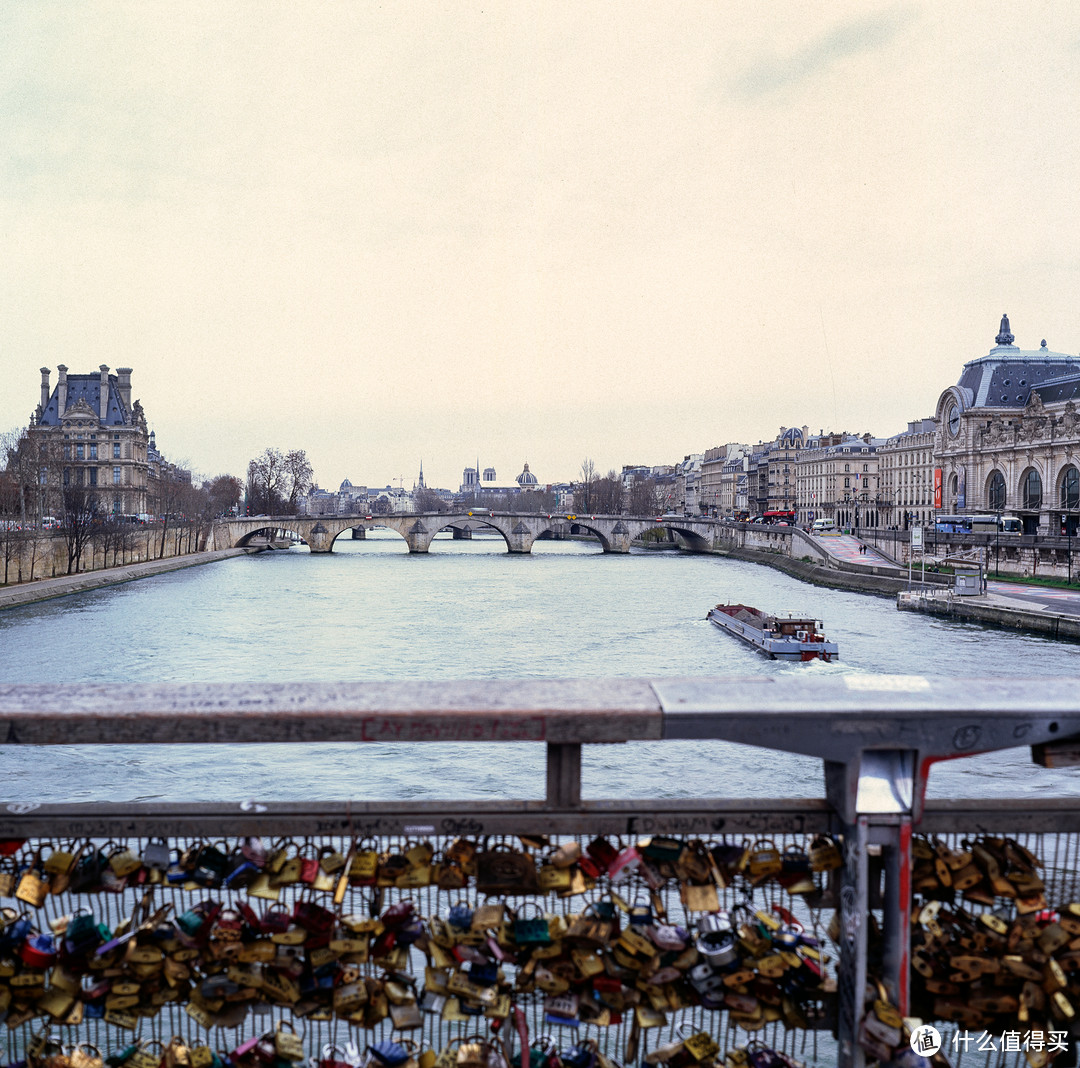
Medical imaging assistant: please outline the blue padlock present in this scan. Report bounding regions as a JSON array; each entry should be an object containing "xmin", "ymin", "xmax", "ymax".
[
  {"xmin": 366, "ymin": 1042, "xmax": 410, "ymax": 1068},
  {"xmin": 468, "ymin": 961, "xmax": 499, "ymax": 986},
  {"xmin": 448, "ymin": 901, "xmax": 474, "ymax": 929}
]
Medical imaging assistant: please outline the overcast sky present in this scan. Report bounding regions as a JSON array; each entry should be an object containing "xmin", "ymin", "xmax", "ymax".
[{"xmin": 3, "ymin": 2, "xmax": 1079, "ymax": 492}]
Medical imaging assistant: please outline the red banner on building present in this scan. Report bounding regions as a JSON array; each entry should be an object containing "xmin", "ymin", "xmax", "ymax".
[{"xmin": 934, "ymin": 468, "xmax": 943, "ymax": 509}]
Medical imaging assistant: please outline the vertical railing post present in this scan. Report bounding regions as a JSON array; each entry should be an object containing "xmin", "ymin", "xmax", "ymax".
[
  {"xmin": 828, "ymin": 750, "xmax": 917, "ymax": 1068},
  {"xmin": 545, "ymin": 742, "xmax": 582, "ymax": 808},
  {"xmin": 879, "ymin": 815, "xmax": 913, "ymax": 1015},
  {"xmin": 837, "ymin": 815, "xmax": 870, "ymax": 1068}
]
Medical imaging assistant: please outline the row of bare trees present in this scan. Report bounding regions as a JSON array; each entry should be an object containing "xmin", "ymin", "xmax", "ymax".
[
  {"xmin": 577, "ymin": 458, "xmax": 669, "ymax": 515},
  {"xmin": 2, "ymin": 426, "xmax": 245, "ymax": 578}
]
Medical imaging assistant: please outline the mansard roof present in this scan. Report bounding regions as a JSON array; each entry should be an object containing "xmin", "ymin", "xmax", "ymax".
[
  {"xmin": 38, "ymin": 373, "xmax": 129, "ymax": 427},
  {"xmin": 954, "ymin": 317, "xmax": 1080, "ymax": 410}
]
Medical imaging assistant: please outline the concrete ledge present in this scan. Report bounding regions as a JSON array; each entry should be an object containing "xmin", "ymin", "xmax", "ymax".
[
  {"xmin": 898, "ymin": 592, "xmax": 1080, "ymax": 643},
  {"xmin": 722, "ymin": 546, "xmax": 918, "ymax": 596},
  {"xmin": 0, "ymin": 548, "xmax": 247, "ymax": 611}
]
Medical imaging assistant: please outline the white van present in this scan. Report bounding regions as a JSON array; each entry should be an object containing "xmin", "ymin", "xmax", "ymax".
[{"xmin": 811, "ymin": 518, "xmax": 837, "ymax": 534}]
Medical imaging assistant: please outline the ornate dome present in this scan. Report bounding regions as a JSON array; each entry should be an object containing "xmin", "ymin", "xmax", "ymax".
[{"xmin": 516, "ymin": 461, "xmax": 538, "ymax": 486}]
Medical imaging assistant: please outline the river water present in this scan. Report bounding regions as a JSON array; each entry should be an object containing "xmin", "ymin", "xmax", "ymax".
[{"xmin": 0, "ymin": 531, "xmax": 1076, "ymax": 804}]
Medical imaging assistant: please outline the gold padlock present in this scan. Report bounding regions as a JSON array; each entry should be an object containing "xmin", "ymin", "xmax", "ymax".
[
  {"xmin": 274, "ymin": 1021, "xmax": 305, "ymax": 1062},
  {"xmin": 108, "ymin": 846, "xmax": 143, "ymax": 878},
  {"xmin": 319, "ymin": 845, "xmax": 347, "ymax": 873},
  {"xmin": 808, "ymin": 835, "xmax": 843, "ymax": 872},
  {"xmin": 681, "ymin": 1031, "xmax": 720, "ymax": 1063},
  {"xmin": 38, "ymin": 989, "xmax": 76, "ymax": 1020},
  {"xmin": 16, "ymin": 858, "xmax": 49, "ymax": 907},
  {"xmin": 538, "ymin": 865, "xmax": 572, "ymax": 891},
  {"xmin": 247, "ymin": 872, "xmax": 281, "ymax": 901},
  {"xmin": 679, "ymin": 882, "xmax": 719, "ymax": 912},
  {"xmin": 746, "ymin": 839, "xmax": 783, "ymax": 880},
  {"xmin": 350, "ymin": 845, "xmax": 379, "ymax": 882},
  {"xmin": 271, "ymin": 844, "xmax": 303, "ymax": 886}
]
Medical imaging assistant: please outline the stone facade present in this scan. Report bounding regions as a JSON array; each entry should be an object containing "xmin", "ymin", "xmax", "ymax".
[
  {"xmin": 879, "ymin": 419, "xmax": 936, "ymax": 529},
  {"xmin": 795, "ymin": 432, "xmax": 881, "ymax": 528},
  {"xmin": 27, "ymin": 365, "xmax": 151, "ymax": 517},
  {"xmin": 754, "ymin": 427, "xmax": 806, "ymax": 516},
  {"xmin": 935, "ymin": 315, "xmax": 1080, "ymax": 535},
  {"xmin": 698, "ymin": 447, "xmax": 726, "ymax": 516}
]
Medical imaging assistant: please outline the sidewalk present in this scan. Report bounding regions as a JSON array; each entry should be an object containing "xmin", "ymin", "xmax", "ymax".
[
  {"xmin": 0, "ymin": 548, "xmax": 246, "ymax": 611},
  {"xmin": 809, "ymin": 532, "xmax": 907, "ymax": 575}
]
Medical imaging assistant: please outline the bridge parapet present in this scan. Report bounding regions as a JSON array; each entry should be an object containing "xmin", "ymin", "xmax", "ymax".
[{"xmin": 215, "ymin": 513, "xmax": 724, "ymax": 554}]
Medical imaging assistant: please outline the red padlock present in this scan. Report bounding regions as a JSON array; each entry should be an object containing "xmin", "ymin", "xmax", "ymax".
[{"xmin": 20, "ymin": 933, "xmax": 57, "ymax": 969}]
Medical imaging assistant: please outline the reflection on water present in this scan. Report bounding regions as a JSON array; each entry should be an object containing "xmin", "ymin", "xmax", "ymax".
[{"xmin": 0, "ymin": 531, "xmax": 1074, "ymax": 802}]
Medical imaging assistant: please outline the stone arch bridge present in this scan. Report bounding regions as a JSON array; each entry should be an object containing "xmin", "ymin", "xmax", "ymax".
[{"xmin": 209, "ymin": 513, "xmax": 724, "ymax": 555}]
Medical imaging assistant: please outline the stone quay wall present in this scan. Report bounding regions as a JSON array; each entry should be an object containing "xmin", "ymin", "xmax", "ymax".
[{"xmin": 0, "ymin": 523, "xmax": 213, "ymax": 588}]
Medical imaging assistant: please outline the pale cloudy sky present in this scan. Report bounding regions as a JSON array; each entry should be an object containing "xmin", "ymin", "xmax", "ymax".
[{"xmin": 2, "ymin": 2, "xmax": 1080, "ymax": 492}]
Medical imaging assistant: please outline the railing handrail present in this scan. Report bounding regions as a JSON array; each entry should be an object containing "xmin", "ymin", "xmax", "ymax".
[{"xmin": 2, "ymin": 677, "xmax": 1078, "ymax": 754}]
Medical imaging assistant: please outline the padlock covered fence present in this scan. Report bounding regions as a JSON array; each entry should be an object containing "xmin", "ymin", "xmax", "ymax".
[{"xmin": 1, "ymin": 678, "xmax": 1079, "ymax": 1068}]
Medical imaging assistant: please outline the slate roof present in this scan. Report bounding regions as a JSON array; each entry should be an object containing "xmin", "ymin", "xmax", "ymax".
[
  {"xmin": 38, "ymin": 374, "xmax": 129, "ymax": 427},
  {"xmin": 956, "ymin": 343, "xmax": 1080, "ymax": 409}
]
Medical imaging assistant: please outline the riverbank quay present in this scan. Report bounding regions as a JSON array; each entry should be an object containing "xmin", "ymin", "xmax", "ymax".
[
  {"xmin": 1, "ymin": 677, "xmax": 1079, "ymax": 1068},
  {"xmin": 728, "ymin": 537, "xmax": 1080, "ymax": 640},
  {"xmin": 0, "ymin": 547, "xmax": 247, "ymax": 610},
  {"xmin": 898, "ymin": 582, "xmax": 1080, "ymax": 642},
  {"xmin": 719, "ymin": 543, "xmax": 939, "ymax": 597}
]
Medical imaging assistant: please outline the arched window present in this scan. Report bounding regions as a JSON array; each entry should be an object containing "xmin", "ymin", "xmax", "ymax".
[
  {"xmin": 988, "ymin": 471, "xmax": 1006, "ymax": 511},
  {"xmin": 1061, "ymin": 466, "xmax": 1080, "ymax": 511},
  {"xmin": 1022, "ymin": 469, "xmax": 1042, "ymax": 510}
]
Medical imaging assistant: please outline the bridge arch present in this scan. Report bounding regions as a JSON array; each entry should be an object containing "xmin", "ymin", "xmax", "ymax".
[
  {"xmin": 234, "ymin": 523, "xmax": 306, "ymax": 549},
  {"xmin": 644, "ymin": 521, "xmax": 712, "ymax": 553},
  {"xmin": 567, "ymin": 522, "xmax": 616, "ymax": 552},
  {"xmin": 328, "ymin": 523, "xmax": 412, "ymax": 552}
]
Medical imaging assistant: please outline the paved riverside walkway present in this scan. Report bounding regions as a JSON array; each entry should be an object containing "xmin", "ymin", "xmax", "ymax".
[
  {"xmin": 0, "ymin": 548, "xmax": 246, "ymax": 611},
  {"xmin": 819, "ymin": 532, "xmax": 895, "ymax": 566}
]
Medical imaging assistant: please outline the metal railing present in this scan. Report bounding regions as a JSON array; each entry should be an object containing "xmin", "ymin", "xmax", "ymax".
[{"xmin": 1, "ymin": 678, "xmax": 1079, "ymax": 1068}]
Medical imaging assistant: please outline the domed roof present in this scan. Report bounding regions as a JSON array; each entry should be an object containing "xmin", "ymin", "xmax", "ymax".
[
  {"xmin": 516, "ymin": 461, "xmax": 538, "ymax": 485},
  {"xmin": 340, "ymin": 478, "xmax": 353, "ymax": 490},
  {"xmin": 954, "ymin": 315, "xmax": 1080, "ymax": 409}
]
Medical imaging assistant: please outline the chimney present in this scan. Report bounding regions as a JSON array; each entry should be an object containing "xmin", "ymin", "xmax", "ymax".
[
  {"xmin": 99, "ymin": 365, "xmax": 110, "ymax": 421},
  {"xmin": 116, "ymin": 367, "xmax": 133, "ymax": 413},
  {"xmin": 39, "ymin": 367, "xmax": 51, "ymax": 412},
  {"xmin": 57, "ymin": 365, "xmax": 68, "ymax": 415}
]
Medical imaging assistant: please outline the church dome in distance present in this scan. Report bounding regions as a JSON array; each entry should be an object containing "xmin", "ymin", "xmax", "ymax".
[{"xmin": 516, "ymin": 461, "xmax": 538, "ymax": 485}]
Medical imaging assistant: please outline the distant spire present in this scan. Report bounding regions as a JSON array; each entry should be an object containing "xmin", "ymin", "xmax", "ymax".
[
  {"xmin": 418, "ymin": 460, "xmax": 425, "ymax": 489},
  {"xmin": 996, "ymin": 312, "xmax": 1015, "ymax": 346}
]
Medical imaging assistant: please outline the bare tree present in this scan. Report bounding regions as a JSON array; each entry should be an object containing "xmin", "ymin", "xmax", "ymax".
[
  {"xmin": 578, "ymin": 458, "xmax": 597, "ymax": 513},
  {"xmin": 414, "ymin": 486, "xmax": 449, "ymax": 513},
  {"xmin": 628, "ymin": 477, "xmax": 667, "ymax": 516},
  {"xmin": 2, "ymin": 427, "xmax": 38, "ymax": 528},
  {"xmin": 61, "ymin": 482, "xmax": 99, "ymax": 574},
  {"xmin": 246, "ymin": 448, "xmax": 287, "ymax": 514},
  {"xmin": 592, "ymin": 469, "xmax": 624, "ymax": 514},
  {"xmin": 283, "ymin": 450, "xmax": 314, "ymax": 514},
  {"xmin": 153, "ymin": 465, "xmax": 191, "ymax": 559}
]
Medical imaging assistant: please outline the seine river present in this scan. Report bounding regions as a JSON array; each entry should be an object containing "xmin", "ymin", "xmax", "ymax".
[{"xmin": 0, "ymin": 530, "xmax": 1076, "ymax": 805}]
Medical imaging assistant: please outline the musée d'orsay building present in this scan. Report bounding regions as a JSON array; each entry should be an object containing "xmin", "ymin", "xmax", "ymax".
[{"xmin": 935, "ymin": 314, "xmax": 1080, "ymax": 535}]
